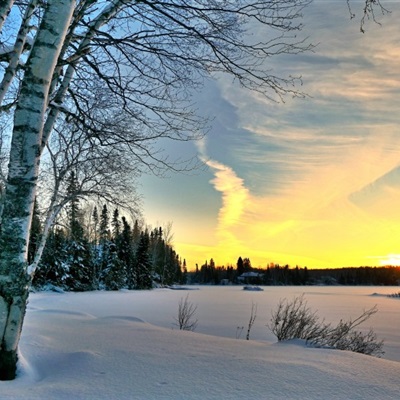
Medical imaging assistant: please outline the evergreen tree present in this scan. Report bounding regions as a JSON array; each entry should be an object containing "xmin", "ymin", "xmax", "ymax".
[
  {"xmin": 34, "ymin": 228, "xmax": 69, "ymax": 288},
  {"xmin": 92, "ymin": 206, "xmax": 99, "ymax": 245},
  {"xmin": 90, "ymin": 206, "xmax": 101, "ymax": 288},
  {"xmin": 132, "ymin": 219, "xmax": 141, "ymax": 248},
  {"xmin": 149, "ymin": 227, "xmax": 167, "ymax": 284},
  {"xmin": 134, "ymin": 231, "xmax": 152, "ymax": 289},
  {"xmin": 182, "ymin": 260, "xmax": 188, "ymax": 285},
  {"xmin": 66, "ymin": 171, "xmax": 84, "ymax": 241},
  {"xmin": 111, "ymin": 208, "xmax": 121, "ymax": 239},
  {"xmin": 243, "ymin": 258, "xmax": 252, "ymax": 272},
  {"xmin": 100, "ymin": 204, "xmax": 110, "ymax": 243},
  {"xmin": 237, "ymin": 257, "xmax": 244, "ymax": 277},
  {"xmin": 65, "ymin": 236, "xmax": 93, "ymax": 291},
  {"xmin": 102, "ymin": 242, "xmax": 126, "ymax": 290},
  {"xmin": 97, "ymin": 204, "xmax": 111, "ymax": 283},
  {"xmin": 120, "ymin": 217, "xmax": 134, "ymax": 289},
  {"xmin": 64, "ymin": 172, "xmax": 93, "ymax": 290},
  {"xmin": 175, "ymin": 255, "xmax": 183, "ymax": 284}
]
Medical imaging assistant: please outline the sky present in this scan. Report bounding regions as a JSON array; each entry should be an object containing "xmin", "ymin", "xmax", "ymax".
[{"xmin": 139, "ymin": 1, "xmax": 400, "ymax": 270}]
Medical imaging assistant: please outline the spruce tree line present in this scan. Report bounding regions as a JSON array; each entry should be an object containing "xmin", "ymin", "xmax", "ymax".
[
  {"xmin": 30, "ymin": 175, "xmax": 186, "ymax": 291},
  {"xmin": 189, "ymin": 257, "xmax": 400, "ymax": 286}
]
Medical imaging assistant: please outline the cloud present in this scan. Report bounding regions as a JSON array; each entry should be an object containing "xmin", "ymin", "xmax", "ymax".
[{"xmin": 197, "ymin": 138, "xmax": 250, "ymax": 232}]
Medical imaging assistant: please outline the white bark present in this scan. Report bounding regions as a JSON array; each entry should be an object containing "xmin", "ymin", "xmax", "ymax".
[
  {"xmin": 3, "ymin": 297, "xmax": 25, "ymax": 351},
  {"xmin": 0, "ymin": 0, "xmax": 39, "ymax": 105},
  {"xmin": 7, "ymin": 0, "xmax": 75, "ymax": 262},
  {"xmin": 0, "ymin": 0, "xmax": 75, "ymax": 379},
  {"xmin": 28, "ymin": 203, "xmax": 62, "ymax": 277}
]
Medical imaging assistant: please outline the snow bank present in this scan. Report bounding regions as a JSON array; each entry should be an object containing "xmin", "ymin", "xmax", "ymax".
[{"xmin": 1, "ymin": 288, "xmax": 399, "ymax": 399}]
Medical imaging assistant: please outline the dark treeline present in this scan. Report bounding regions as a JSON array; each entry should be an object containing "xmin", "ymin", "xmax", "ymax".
[
  {"xmin": 30, "ymin": 186, "xmax": 186, "ymax": 291},
  {"xmin": 188, "ymin": 257, "xmax": 400, "ymax": 286}
]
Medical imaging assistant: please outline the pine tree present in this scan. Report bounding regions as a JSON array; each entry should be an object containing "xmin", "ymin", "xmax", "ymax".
[
  {"xmin": 99, "ymin": 204, "xmax": 110, "ymax": 243},
  {"xmin": 175, "ymin": 255, "xmax": 183, "ymax": 284},
  {"xmin": 92, "ymin": 206, "xmax": 99, "ymax": 245},
  {"xmin": 101, "ymin": 211, "xmax": 127, "ymax": 290},
  {"xmin": 102, "ymin": 242, "xmax": 126, "ymax": 290},
  {"xmin": 149, "ymin": 227, "xmax": 166, "ymax": 284},
  {"xmin": 182, "ymin": 259, "xmax": 188, "ymax": 284},
  {"xmin": 243, "ymin": 258, "xmax": 252, "ymax": 272},
  {"xmin": 111, "ymin": 208, "xmax": 121, "ymax": 239},
  {"xmin": 90, "ymin": 206, "xmax": 101, "ymax": 288},
  {"xmin": 33, "ymin": 227, "xmax": 69, "ymax": 289},
  {"xmin": 134, "ymin": 231, "xmax": 152, "ymax": 289},
  {"xmin": 120, "ymin": 217, "xmax": 134, "ymax": 289},
  {"xmin": 66, "ymin": 172, "xmax": 83, "ymax": 241},
  {"xmin": 132, "ymin": 220, "xmax": 141, "ymax": 246},
  {"xmin": 64, "ymin": 172, "xmax": 93, "ymax": 291},
  {"xmin": 237, "ymin": 257, "xmax": 244, "ymax": 277}
]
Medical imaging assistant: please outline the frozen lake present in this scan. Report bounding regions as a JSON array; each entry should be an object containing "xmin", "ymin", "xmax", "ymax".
[
  {"xmin": 4, "ymin": 286, "xmax": 399, "ymax": 399},
  {"xmin": 29, "ymin": 285, "xmax": 400, "ymax": 363}
]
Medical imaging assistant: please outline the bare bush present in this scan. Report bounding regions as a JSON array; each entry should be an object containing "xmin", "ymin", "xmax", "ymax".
[
  {"xmin": 236, "ymin": 326, "xmax": 244, "ymax": 339},
  {"xmin": 246, "ymin": 302, "xmax": 257, "ymax": 341},
  {"xmin": 269, "ymin": 295, "xmax": 326, "ymax": 342},
  {"xmin": 269, "ymin": 295, "xmax": 384, "ymax": 357},
  {"xmin": 175, "ymin": 294, "xmax": 198, "ymax": 332}
]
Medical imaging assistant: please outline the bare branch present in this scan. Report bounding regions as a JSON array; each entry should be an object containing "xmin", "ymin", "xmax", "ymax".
[
  {"xmin": 347, "ymin": 0, "xmax": 390, "ymax": 32},
  {"xmin": 174, "ymin": 294, "xmax": 198, "ymax": 331},
  {"xmin": 246, "ymin": 302, "xmax": 257, "ymax": 340},
  {"xmin": 0, "ymin": 0, "xmax": 39, "ymax": 105}
]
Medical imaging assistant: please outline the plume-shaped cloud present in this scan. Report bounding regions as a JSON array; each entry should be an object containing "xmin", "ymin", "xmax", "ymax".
[{"xmin": 197, "ymin": 139, "xmax": 250, "ymax": 255}]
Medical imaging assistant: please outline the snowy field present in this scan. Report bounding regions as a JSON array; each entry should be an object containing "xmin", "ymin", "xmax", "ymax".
[{"xmin": 2, "ymin": 286, "xmax": 400, "ymax": 399}]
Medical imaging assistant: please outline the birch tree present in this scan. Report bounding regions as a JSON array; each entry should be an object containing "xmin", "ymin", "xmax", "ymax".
[
  {"xmin": 0, "ymin": 0, "xmax": 383, "ymax": 380},
  {"xmin": 0, "ymin": 0, "xmax": 75, "ymax": 380}
]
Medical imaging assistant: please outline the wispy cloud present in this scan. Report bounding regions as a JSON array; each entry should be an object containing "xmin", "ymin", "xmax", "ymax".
[{"xmin": 197, "ymin": 139, "xmax": 250, "ymax": 255}]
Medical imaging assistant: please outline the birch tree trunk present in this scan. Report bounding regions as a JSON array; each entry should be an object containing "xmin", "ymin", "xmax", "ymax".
[
  {"xmin": 0, "ymin": 0, "xmax": 75, "ymax": 380},
  {"xmin": 0, "ymin": 0, "xmax": 39, "ymax": 105}
]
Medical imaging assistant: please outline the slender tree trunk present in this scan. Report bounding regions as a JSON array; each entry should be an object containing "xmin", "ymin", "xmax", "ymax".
[
  {"xmin": 28, "ymin": 204, "xmax": 62, "ymax": 278},
  {"xmin": 0, "ymin": 0, "xmax": 14, "ymax": 35},
  {"xmin": 0, "ymin": 0, "xmax": 75, "ymax": 380},
  {"xmin": 0, "ymin": 0, "xmax": 39, "ymax": 105}
]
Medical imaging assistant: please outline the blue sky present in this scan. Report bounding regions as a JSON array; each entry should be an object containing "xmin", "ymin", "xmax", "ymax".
[{"xmin": 139, "ymin": 1, "xmax": 400, "ymax": 269}]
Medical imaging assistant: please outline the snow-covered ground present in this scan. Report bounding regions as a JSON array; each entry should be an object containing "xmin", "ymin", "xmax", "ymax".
[{"xmin": 2, "ymin": 286, "xmax": 400, "ymax": 399}]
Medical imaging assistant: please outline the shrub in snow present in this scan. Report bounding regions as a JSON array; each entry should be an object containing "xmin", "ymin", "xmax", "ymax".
[
  {"xmin": 175, "ymin": 294, "xmax": 198, "ymax": 331},
  {"xmin": 269, "ymin": 295, "xmax": 326, "ymax": 342},
  {"xmin": 246, "ymin": 302, "xmax": 257, "ymax": 340},
  {"xmin": 269, "ymin": 295, "xmax": 384, "ymax": 357}
]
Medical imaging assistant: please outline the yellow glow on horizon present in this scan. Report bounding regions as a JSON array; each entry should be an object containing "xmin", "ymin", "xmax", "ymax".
[{"xmin": 379, "ymin": 255, "xmax": 400, "ymax": 267}]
